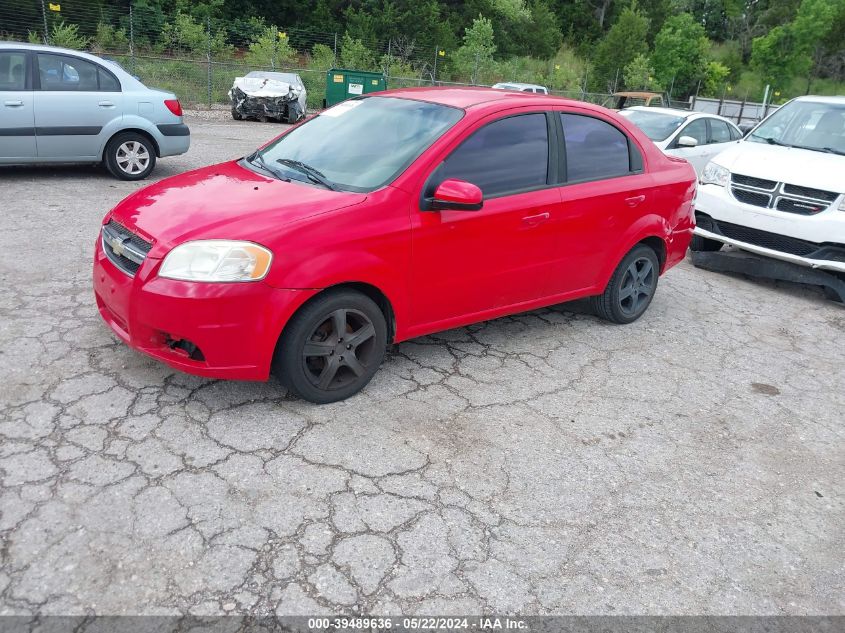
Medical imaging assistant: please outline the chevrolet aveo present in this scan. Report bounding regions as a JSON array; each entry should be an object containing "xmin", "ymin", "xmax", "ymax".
[{"xmin": 94, "ymin": 88, "xmax": 696, "ymax": 403}]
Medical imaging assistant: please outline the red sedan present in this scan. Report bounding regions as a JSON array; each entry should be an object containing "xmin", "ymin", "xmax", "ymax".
[{"xmin": 94, "ymin": 88, "xmax": 695, "ymax": 403}]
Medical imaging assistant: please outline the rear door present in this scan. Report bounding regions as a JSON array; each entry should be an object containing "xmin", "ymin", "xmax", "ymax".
[
  {"xmin": 0, "ymin": 49, "xmax": 36, "ymax": 161},
  {"xmin": 33, "ymin": 52, "xmax": 123, "ymax": 159},
  {"xmin": 549, "ymin": 109, "xmax": 653, "ymax": 294}
]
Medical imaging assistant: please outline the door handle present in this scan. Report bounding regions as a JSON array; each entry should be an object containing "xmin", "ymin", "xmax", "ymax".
[
  {"xmin": 625, "ymin": 195, "xmax": 646, "ymax": 207},
  {"xmin": 4, "ymin": 100, "xmax": 24, "ymax": 107},
  {"xmin": 521, "ymin": 212, "xmax": 550, "ymax": 227},
  {"xmin": 98, "ymin": 101, "xmax": 115, "ymax": 107}
]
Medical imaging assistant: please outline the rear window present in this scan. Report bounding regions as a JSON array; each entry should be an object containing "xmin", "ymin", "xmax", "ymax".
[{"xmin": 561, "ymin": 113, "xmax": 633, "ymax": 182}]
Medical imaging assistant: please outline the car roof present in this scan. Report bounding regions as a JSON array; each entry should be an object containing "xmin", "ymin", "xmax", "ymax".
[
  {"xmin": 623, "ymin": 105, "xmax": 740, "ymax": 127},
  {"xmin": 372, "ymin": 86, "xmax": 574, "ymax": 110},
  {"xmin": 494, "ymin": 82, "xmax": 546, "ymax": 89},
  {"xmin": 793, "ymin": 95, "xmax": 845, "ymax": 105}
]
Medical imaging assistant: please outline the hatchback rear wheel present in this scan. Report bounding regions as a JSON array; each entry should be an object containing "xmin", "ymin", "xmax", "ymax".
[
  {"xmin": 591, "ymin": 244, "xmax": 660, "ymax": 324},
  {"xmin": 274, "ymin": 289, "xmax": 387, "ymax": 404},
  {"xmin": 104, "ymin": 132, "xmax": 156, "ymax": 180}
]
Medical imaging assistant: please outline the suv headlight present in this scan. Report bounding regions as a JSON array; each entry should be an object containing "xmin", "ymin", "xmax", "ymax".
[
  {"xmin": 700, "ymin": 162, "xmax": 730, "ymax": 187},
  {"xmin": 159, "ymin": 240, "xmax": 272, "ymax": 282}
]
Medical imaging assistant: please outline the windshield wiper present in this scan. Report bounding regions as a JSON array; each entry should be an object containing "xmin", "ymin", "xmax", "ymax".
[
  {"xmin": 815, "ymin": 146, "xmax": 845, "ymax": 156},
  {"xmin": 749, "ymin": 132, "xmax": 790, "ymax": 147},
  {"xmin": 247, "ymin": 151, "xmax": 290, "ymax": 181},
  {"xmin": 276, "ymin": 158, "xmax": 337, "ymax": 191}
]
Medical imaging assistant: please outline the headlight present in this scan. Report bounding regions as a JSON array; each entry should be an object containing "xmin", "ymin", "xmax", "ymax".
[
  {"xmin": 700, "ymin": 162, "xmax": 730, "ymax": 187},
  {"xmin": 159, "ymin": 240, "xmax": 272, "ymax": 282}
]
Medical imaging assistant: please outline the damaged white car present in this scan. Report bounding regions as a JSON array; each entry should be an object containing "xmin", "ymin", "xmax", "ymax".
[{"xmin": 229, "ymin": 71, "xmax": 307, "ymax": 123}]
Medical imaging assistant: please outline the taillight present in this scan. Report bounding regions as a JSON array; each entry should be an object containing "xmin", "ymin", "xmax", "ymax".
[{"xmin": 164, "ymin": 99, "xmax": 182, "ymax": 117}]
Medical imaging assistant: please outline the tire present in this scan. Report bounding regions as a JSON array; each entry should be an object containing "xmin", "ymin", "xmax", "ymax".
[
  {"xmin": 591, "ymin": 244, "xmax": 660, "ymax": 324},
  {"xmin": 104, "ymin": 132, "xmax": 156, "ymax": 180},
  {"xmin": 231, "ymin": 108, "xmax": 243, "ymax": 120},
  {"xmin": 689, "ymin": 234, "xmax": 723, "ymax": 252},
  {"xmin": 274, "ymin": 289, "xmax": 388, "ymax": 404}
]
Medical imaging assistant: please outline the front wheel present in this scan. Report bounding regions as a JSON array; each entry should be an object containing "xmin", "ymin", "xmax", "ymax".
[
  {"xmin": 104, "ymin": 132, "xmax": 156, "ymax": 180},
  {"xmin": 274, "ymin": 290, "xmax": 387, "ymax": 404},
  {"xmin": 689, "ymin": 234, "xmax": 723, "ymax": 252},
  {"xmin": 591, "ymin": 244, "xmax": 660, "ymax": 324}
]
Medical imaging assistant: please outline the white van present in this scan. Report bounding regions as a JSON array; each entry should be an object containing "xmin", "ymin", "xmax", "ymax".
[{"xmin": 693, "ymin": 96, "xmax": 845, "ymax": 274}]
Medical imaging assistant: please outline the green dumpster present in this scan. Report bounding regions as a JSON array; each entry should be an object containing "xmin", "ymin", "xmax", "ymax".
[{"xmin": 324, "ymin": 68, "xmax": 387, "ymax": 107}]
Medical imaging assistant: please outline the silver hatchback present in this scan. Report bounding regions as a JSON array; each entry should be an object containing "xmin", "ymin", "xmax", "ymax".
[{"xmin": 0, "ymin": 42, "xmax": 190, "ymax": 180}]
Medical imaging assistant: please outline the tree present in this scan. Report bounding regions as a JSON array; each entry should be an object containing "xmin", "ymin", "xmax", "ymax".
[
  {"xmin": 591, "ymin": 6, "xmax": 650, "ymax": 91},
  {"xmin": 244, "ymin": 26, "xmax": 297, "ymax": 68},
  {"xmin": 651, "ymin": 13, "xmax": 709, "ymax": 97},
  {"xmin": 623, "ymin": 53, "xmax": 659, "ymax": 90},
  {"xmin": 451, "ymin": 15, "xmax": 497, "ymax": 83},
  {"xmin": 339, "ymin": 33, "xmax": 377, "ymax": 70}
]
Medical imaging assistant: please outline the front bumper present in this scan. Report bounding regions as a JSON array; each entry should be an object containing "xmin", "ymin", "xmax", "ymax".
[
  {"xmin": 93, "ymin": 238, "xmax": 316, "ymax": 381},
  {"xmin": 695, "ymin": 184, "xmax": 845, "ymax": 273}
]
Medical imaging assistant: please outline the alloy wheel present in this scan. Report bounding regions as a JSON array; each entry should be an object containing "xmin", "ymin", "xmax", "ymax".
[
  {"xmin": 301, "ymin": 308, "xmax": 377, "ymax": 391},
  {"xmin": 618, "ymin": 256, "xmax": 656, "ymax": 317},
  {"xmin": 116, "ymin": 141, "xmax": 150, "ymax": 175}
]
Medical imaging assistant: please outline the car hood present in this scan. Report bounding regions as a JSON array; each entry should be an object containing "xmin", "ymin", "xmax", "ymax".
[
  {"xmin": 108, "ymin": 161, "xmax": 367, "ymax": 257},
  {"xmin": 711, "ymin": 141, "xmax": 845, "ymax": 192}
]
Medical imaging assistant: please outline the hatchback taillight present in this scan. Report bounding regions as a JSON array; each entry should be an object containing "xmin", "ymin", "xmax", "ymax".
[{"xmin": 164, "ymin": 99, "xmax": 182, "ymax": 117}]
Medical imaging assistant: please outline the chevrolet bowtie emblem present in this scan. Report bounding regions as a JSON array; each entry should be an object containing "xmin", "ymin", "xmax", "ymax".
[{"xmin": 111, "ymin": 236, "xmax": 126, "ymax": 257}]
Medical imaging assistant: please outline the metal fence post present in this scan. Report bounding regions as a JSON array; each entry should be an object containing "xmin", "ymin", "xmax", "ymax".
[
  {"xmin": 206, "ymin": 17, "xmax": 212, "ymax": 108},
  {"xmin": 129, "ymin": 1, "xmax": 135, "ymax": 75},
  {"xmin": 386, "ymin": 40, "xmax": 391, "ymax": 78},
  {"xmin": 473, "ymin": 52, "xmax": 479, "ymax": 85},
  {"xmin": 272, "ymin": 26, "xmax": 277, "ymax": 71},
  {"xmin": 432, "ymin": 45, "xmax": 438, "ymax": 85},
  {"xmin": 40, "ymin": 0, "xmax": 49, "ymax": 44},
  {"xmin": 333, "ymin": 33, "xmax": 338, "ymax": 66}
]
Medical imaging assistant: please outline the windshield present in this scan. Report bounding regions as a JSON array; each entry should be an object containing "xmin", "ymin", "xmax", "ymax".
[
  {"xmin": 749, "ymin": 100, "xmax": 845, "ymax": 154},
  {"xmin": 251, "ymin": 96, "xmax": 463, "ymax": 192},
  {"xmin": 619, "ymin": 109, "xmax": 686, "ymax": 141}
]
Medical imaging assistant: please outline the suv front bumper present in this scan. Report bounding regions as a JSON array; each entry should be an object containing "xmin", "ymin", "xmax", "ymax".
[{"xmin": 695, "ymin": 183, "xmax": 845, "ymax": 273}]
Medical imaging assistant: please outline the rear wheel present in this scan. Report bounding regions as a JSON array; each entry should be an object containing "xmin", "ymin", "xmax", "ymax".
[
  {"xmin": 231, "ymin": 108, "xmax": 243, "ymax": 120},
  {"xmin": 689, "ymin": 234, "xmax": 723, "ymax": 252},
  {"xmin": 274, "ymin": 290, "xmax": 387, "ymax": 404},
  {"xmin": 104, "ymin": 132, "xmax": 156, "ymax": 180},
  {"xmin": 591, "ymin": 244, "xmax": 660, "ymax": 324}
]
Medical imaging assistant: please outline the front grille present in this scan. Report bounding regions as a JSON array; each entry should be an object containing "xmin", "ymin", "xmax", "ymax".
[
  {"xmin": 775, "ymin": 198, "xmax": 827, "ymax": 215},
  {"xmin": 782, "ymin": 184, "xmax": 839, "ymax": 202},
  {"xmin": 701, "ymin": 215, "xmax": 818, "ymax": 256},
  {"xmin": 730, "ymin": 172, "xmax": 838, "ymax": 215},
  {"xmin": 732, "ymin": 174, "xmax": 777, "ymax": 190},
  {"xmin": 102, "ymin": 220, "xmax": 152, "ymax": 276},
  {"xmin": 731, "ymin": 188, "xmax": 770, "ymax": 207}
]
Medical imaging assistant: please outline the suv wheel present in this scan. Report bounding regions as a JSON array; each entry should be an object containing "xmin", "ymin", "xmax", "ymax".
[
  {"xmin": 104, "ymin": 132, "xmax": 156, "ymax": 180},
  {"xmin": 591, "ymin": 244, "xmax": 660, "ymax": 324},
  {"xmin": 689, "ymin": 234, "xmax": 723, "ymax": 252},
  {"xmin": 274, "ymin": 289, "xmax": 387, "ymax": 404}
]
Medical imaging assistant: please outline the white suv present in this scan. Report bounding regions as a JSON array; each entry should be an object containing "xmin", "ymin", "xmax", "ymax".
[{"xmin": 693, "ymin": 96, "xmax": 845, "ymax": 274}]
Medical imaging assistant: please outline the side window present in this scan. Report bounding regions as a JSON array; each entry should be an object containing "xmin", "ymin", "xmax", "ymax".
[
  {"xmin": 37, "ymin": 54, "xmax": 100, "ymax": 91},
  {"xmin": 98, "ymin": 67, "xmax": 120, "ymax": 91},
  {"xmin": 436, "ymin": 113, "xmax": 549, "ymax": 197},
  {"xmin": 710, "ymin": 119, "xmax": 732, "ymax": 143},
  {"xmin": 677, "ymin": 118, "xmax": 707, "ymax": 146},
  {"xmin": 560, "ymin": 113, "xmax": 631, "ymax": 181},
  {"xmin": 0, "ymin": 52, "xmax": 26, "ymax": 91}
]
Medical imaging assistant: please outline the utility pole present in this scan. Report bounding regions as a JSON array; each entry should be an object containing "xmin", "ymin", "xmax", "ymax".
[{"xmin": 40, "ymin": 0, "xmax": 49, "ymax": 44}]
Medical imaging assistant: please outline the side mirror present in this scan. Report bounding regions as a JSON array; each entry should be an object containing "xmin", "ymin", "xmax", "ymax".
[
  {"xmin": 677, "ymin": 135, "xmax": 698, "ymax": 148},
  {"xmin": 430, "ymin": 178, "xmax": 483, "ymax": 211}
]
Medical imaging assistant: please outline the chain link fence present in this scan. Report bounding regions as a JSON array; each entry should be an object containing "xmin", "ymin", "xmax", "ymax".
[{"xmin": 0, "ymin": 0, "xmax": 616, "ymax": 110}]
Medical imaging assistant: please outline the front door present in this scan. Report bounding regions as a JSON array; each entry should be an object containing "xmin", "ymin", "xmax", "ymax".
[
  {"xmin": 34, "ymin": 52, "xmax": 123, "ymax": 159},
  {"xmin": 0, "ymin": 50, "xmax": 36, "ymax": 161},
  {"xmin": 667, "ymin": 117, "xmax": 711, "ymax": 173},
  {"xmin": 410, "ymin": 111, "xmax": 560, "ymax": 327}
]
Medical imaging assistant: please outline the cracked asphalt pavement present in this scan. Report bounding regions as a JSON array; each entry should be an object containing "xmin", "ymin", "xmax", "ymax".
[{"xmin": 0, "ymin": 114, "xmax": 843, "ymax": 617}]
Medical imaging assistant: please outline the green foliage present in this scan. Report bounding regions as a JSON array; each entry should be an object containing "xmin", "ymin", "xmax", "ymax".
[
  {"xmin": 92, "ymin": 23, "xmax": 129, "ymax": 53},
  {"xmin": 244, "ymin": 26, "xmax": 297, "ymax": 68},
  {"xmin": 623, "ymin": 54, "xmax": 659, "ymax": 91},
  {"xmin": 451, "ymin": 16, "xmax": 497, "ymax": 83},
  {"xmin": 651, "ymin": 13, "xmax": 709, "ymax": 97},
  {"xmin": 27, "ymin": 30, "xmax": 42, "ymax": 45},
  {"xmin": 339, "ymin": 34, "xmax": 377, "ymax": 71},
  {"xmin": 49, "ymin": 20, "xmax": 92, "ymax": 50},
  {"xmin": 160, "ymin": 12, "xmax": 232, "ymax": 57},
  {"xmin": 702, "ymin": 60, "xmax": 730, "ymax": 95},
  {"xmin": 591, "ymin": 6, "xmax": 650, "ymax": 92},
  {"xmin": 310, "ymin": 44, "xmax": 337, "ymax": 71}
]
